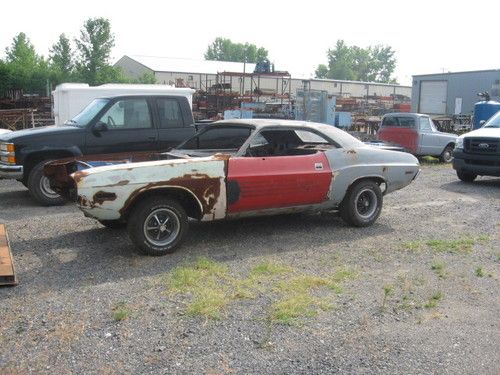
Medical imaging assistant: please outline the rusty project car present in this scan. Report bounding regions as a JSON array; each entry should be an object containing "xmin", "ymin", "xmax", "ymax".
[{"xmin": 45, "ymin": 120, "xmax": 420, "ymax": 256}]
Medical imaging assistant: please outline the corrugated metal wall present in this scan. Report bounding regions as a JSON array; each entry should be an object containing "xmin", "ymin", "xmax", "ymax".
[{"xmin": 412, "ymin": 70, "xmax": 500, "ymax": 115}]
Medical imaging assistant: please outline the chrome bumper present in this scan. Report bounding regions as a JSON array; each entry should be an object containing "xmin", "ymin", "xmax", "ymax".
[{"xmin": 0, "ymin": 163, "xmax": 24, "ymax": 180}]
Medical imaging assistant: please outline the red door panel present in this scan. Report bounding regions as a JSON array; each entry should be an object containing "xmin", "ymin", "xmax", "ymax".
[
  {"xmin": 378, "ymin": 127, "xmax": 418, "ymax": 153},
  {"xmin": 227, "ymin": 153, "xmax": 332, "ymax": 213}
]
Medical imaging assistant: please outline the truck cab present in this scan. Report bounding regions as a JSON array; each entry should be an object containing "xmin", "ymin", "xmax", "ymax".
[
  {"xmin": 378, "ymin": 113, "xmax": 457, "ymax": 162},
  {"xmin": 0, "ymin": 94, "xmax": 197, "ymax": 206}
]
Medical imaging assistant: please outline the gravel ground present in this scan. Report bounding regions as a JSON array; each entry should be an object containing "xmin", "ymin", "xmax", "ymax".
[{"xmin": 0, "ymin": 165, "xmax": 499, "ymax": 374}]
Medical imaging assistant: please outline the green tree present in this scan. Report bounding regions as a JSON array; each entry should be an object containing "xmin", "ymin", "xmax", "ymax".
[
  {"xmin": 205, "ymin": 37, "xmax": 269, "ymax": 63},
  {"xmin": 5, "ymin": 32, "xmax": 39, "ymax": 67},
  {"xmin": 316, "ymin": 40, "xmax": 397, "ymax": 83},
  {"xmin": 74, "ymin": 17, "xmax": 119, "ymax": 85},
  {"xmin": 49, "ymin": 34, "xmax": 73, "ymax": 76}
]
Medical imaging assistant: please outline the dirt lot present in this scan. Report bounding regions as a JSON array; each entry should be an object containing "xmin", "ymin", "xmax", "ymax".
[{"xmin": 0, "ymin": 164, "xmax": 499, "ymax": 374}]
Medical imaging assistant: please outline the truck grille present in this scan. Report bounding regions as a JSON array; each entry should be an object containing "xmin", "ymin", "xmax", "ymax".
[{"xmin": 464, "ymin": 138, "xmax": 499, "ymax": 154}]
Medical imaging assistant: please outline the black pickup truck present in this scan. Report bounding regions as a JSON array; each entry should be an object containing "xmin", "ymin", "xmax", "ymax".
[{"xmin": 0, "ymin": 95, "xmax": 200, "ymax": 205}]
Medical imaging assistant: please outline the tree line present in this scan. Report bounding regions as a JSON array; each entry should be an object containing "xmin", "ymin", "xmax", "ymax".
[{"xmin": 0, "ymin": 18, "xmax": 398, "ymax": 98}]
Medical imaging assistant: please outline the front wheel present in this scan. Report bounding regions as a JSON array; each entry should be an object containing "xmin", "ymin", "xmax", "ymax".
[
  {"xmin": 456, "ymin": 170, "xmax": 477, "ymax": 183},
  {"xmin": 339, "ymin": 180, "xmax": 383, "ymax": 227},
  {"xmin": 27, "ymin": 160, "xmax": 65, "ymax": 206},
  {"xmin": 127, "ymin": 196, "xmax": 188, "ymax": 256},
  {"xmin": 439, "ymin": 146, "xmax": 454, "ymax": 163}
]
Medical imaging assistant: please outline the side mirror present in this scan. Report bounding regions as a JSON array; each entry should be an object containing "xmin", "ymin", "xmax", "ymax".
[
  {"xmin": 93, "ymin": 121, "xmax": 108, "ymax": 133},
  {"xmin": 479, "ymin": 120, "xmax": 486, "ymax": 127}
]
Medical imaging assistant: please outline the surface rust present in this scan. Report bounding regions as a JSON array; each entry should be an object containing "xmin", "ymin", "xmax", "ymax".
[
  {"xmin": 119, "ymin": 173, "xmax": 221, "ymax": 217},
  {"xmin": 93, "ymin": 191, "xmax": 117, "ymax": 205}
]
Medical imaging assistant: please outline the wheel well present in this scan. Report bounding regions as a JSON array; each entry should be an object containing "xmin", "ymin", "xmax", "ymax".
[
  {"xmin": 444, "ymin": 142, "xmax": 455, "ymax": 150},
  {"xmin": 122, "ymin": 187, "xmax": 203, "ymax": 221},
  {"xmin": 347, "ymin": 176, "xmax": 386, "ymax": 195},
  {"xmin": 23, "ymin": 151, "xmax": 75, "ymax": 180}
]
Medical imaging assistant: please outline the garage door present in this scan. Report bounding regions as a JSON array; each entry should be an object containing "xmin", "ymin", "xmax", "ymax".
[{"xmin": 419, "ymin": 81, "xmax": 447, "ymax": 114}]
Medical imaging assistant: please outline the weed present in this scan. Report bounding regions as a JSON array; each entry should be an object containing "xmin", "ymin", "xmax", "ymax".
[
  {"xmin": 112, "ymin": 301, "xmax": 129, "ymax": 322},
  {"xmin": 402, "ymin": 241, "xmax": 422, "ymax": 252},
  {"xmin": 250, "ymin": 260, "xmax": 291, "ymax": 277},
  {"xmin": 426, "ymin": 238, "xmax": 475, "ymax": 253},
  {"xmin": 495, "ymin": 253, "xmax": 500, "ymax": 262},
  {"xmin": 186, "ymin": 288, "xmax": 227, "ymax": 320},
  {"xmin": 382, "ymin": 284, "xmax": 393, "ymax": 309},
  {"xmin": 424, "ymin": 291, "xmax": 443, "ymax": 308},
  {"xmin": 475, "ymin": 267, "xmax": 485, "ymax": 277},
  {"xmin": 431, "ymin": 260, "xmax": 446, "ymax": 278},
  {"xmin": 270, "ymin": 294, "xmax": 331, "ymax": 325}
]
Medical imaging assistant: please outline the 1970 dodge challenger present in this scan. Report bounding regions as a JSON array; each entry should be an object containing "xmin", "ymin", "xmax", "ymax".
[{"xmin": 45, "ymin": 119, "xmax": 420, "ymax": 256}]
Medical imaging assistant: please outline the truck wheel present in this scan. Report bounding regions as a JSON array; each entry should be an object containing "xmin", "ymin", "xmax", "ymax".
[
  {"xmin": 127, "ymin": 196, "xmax": 188, "ymax": 256},
  {"xmin": 439, "ymin": 146, "xmax": 454, "ymax": 163},
  {"xmin": 457, "ymin": 171, "xmax": 477, "ymax": 183},
  {"xmin": 27, "ymin": 160, "xmax": 65, "ymax": 206},
  {"xmin": 98, "ymin": 220, "xmax": 126, "ymax": 229},
  {"xmin": 340, "ymin": 180, "xmax": 383, "ymax": 227}
]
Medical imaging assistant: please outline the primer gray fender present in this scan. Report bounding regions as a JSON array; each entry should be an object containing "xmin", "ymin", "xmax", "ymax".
[{"xmin": 325, "ymin": 146, "xmax": 420, "ymax": 205}]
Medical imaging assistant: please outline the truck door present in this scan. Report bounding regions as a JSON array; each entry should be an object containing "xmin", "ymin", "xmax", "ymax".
[
  {"xmin": 378, "ymin": 116, "xmax": 418, "ymax": 153},
  {"xmin": 84, "ymin": 98, "xmax": 159, "ymax": 154},
  {"xmin": 418, "ymin": 116, "xmax": 441, "ymax": 156},
  {"xmin": 155, "ymin": 97, "xmax": 197, "ymax": 151}
]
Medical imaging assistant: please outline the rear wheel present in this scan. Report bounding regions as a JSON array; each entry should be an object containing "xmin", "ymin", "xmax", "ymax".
[
  {"xmin": 340, "ymin": 180, "xmax": 383, "ymax": 227},
  {"xmin": 456, "ymin": 170, "xmax": 477, "ymax": 182},
  {"xmin": 127, "ymin": 196, "xmax": 188, "ymax": 256},
  {"xmin": 439, "ymin": 146, "xmax": 454, "ymax": 163},
  {"xmin": 27, "ymin": 160, "xmax": 65, "ymax": 206}
]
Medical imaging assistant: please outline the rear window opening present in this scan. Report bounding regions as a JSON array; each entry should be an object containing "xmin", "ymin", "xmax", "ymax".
[{"xmin": 382, "ymin": 116, "xmax": 416, "ymax": 128}]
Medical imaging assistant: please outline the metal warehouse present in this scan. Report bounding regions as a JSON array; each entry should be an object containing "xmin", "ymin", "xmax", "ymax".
[
  {"xmin": 115, "ymin": 55, "xmax": 411, "ymax": 99},
  {"xmin": 411, "ymin": 69, "xmax": 500, "ymax": 116}
]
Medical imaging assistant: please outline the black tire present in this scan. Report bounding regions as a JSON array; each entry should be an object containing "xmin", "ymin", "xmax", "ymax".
[
  {"xmin": 98, "ymin": 220, "xmax": 126, "ymax": 229},
  {"xmin": 339, "ymin": 180, "xmax": 383, "ymax": 227},
  {"xmin": 27, "ymin": 160, "xmax": 65, "ymax": 206},
  {"xmin": 439, "ymin": 146, "xmax": 454, "ymax": 163},
  {"xmin": 127, "ymin": 196, "xmax": 188, "ymax": 256},
  {"xmin": 456, "ymin": 170, "xmax": 477, "ymax": 183}
]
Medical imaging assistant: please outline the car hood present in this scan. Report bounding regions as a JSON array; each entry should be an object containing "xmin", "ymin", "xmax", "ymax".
[
  {"xmin": 0, "ymin": 125, "xmax": 83, "ymax": 142},
  {"xmin": 459, "ymin": 127, "xmax": 500, "ymax": 139}
]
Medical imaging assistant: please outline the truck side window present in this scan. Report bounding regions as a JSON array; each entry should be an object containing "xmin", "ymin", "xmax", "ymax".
[
  {"xmin": 157, "ymin": 98, "xmax": 183, "ymax": 128},
  {"xmin": 98, "ymin": 99, "xmax": 152, "ymax": 129},
  {"xmin": 419, "ymin": 117, "xmax": 432, "ymax": 132},
  {"xmin": 182, "ymin": 127, "xmax": 251, "ymax": 150}
]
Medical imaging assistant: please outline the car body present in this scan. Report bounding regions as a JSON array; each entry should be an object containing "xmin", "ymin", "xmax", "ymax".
[
  {"xmin": 452, "ymin": 110, "xmax": 500, "ymax": 182},
  {"xmin": 45, "ymin": 119, "xmax": 420, "ymax": 256},
  {"xmin": 0, "ymin": 129, "xmax": 11, "ymax": 135},
  {"xmin": 378, "ymin": 113, "xmax": 457, "ymax": 162}
]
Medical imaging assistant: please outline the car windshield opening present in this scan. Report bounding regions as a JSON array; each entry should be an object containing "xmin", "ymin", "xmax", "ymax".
[
  {"xmin": 177, "ymin": 126, "xmax": 252, "ymax": 155},
  {"xmin": 484, "ymin": 112, "xmax": 500, "ymax": 128}
]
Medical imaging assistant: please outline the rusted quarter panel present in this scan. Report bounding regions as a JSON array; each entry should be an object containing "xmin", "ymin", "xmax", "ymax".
[{"xmin": 74, "ymin": 156, "xmax": 227, "ymax": 221}]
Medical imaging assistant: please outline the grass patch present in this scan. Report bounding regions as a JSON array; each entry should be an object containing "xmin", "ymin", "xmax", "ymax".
[
  {"xmin": 112, "ymin": 301, "xmax": 129, "ymax": 322},
  {"xmin": 424, "ymin": 291, "xmax": 443, "ymax": 308},
  {"xmin": 431, "ymin": 260, "xmax": 446, "ymax": 278},
  {"xmin": 162, "ymin": 257, "xmax": 355, "ymax": 324},
  {"xmin": 382, "ymin": 284, "xmax": 394, "ymax": 309},
  {"xmin": 402, "ymin": 236, "xmax": 489, "ymax": 254},
  {"xmin": 474, "ymin": 267, "xmax": 485, "ymax": 277}
]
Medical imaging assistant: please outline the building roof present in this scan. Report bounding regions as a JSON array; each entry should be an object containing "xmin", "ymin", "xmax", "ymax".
[
  {"xmin": 121, "ymin": 55, "xmax": 257, "ymax": 75},
  {"xmin": 413, "ymin": 69, "xmax": 500, "ymax": 78}
]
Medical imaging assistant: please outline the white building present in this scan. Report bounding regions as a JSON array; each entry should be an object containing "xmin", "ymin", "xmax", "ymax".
[{"xmin": 115, "ymin": 55, "xmax": 411, "ymax": 99}]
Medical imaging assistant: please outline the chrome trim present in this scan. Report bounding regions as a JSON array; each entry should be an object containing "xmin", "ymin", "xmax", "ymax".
[
  {"xmin": 0, "ymin": 151, "xmax": 13, "ymax": 157},
  {"xmin": 0, "ymin": 163, "xmax": 23, "ymax": 179}
]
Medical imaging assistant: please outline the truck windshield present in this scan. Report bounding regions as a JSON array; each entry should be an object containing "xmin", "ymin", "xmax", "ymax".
[
  {"xmin": 484, "ymin": 111, "xmax": 500, "ymax": 128},
  {"xmin": 65, "ymin": 99, "xmax": 109, "ymax": 127}
]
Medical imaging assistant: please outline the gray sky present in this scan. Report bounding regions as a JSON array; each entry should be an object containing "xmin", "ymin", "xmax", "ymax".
[{"xmin": 2, "ymin": 0, "xmax": 499, "ymax": 86}]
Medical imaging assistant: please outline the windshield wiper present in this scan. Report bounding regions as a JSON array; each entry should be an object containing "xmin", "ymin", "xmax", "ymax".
[{"xmin": 64, "ymin": 119, "xmax": 78, "ymax": 126}]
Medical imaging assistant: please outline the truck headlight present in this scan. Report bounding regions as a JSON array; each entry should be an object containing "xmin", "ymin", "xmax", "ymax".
[{"xmin": 454, "ymin": 138, "xmax": 463, "ymax": 150}]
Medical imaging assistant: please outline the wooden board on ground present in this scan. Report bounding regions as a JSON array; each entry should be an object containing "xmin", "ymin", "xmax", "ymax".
[{"xmin": 0, "ymin": 224, "xmax": 18, "ymax": 286}]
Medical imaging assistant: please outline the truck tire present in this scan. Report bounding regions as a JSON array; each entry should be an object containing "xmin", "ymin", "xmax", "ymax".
[
  {"xmin": 27, "ymin": 160, "xmax": 65, "ymax": 206},
  {"xmin": 456, "ymin": 171, "xmax": 477, "ymax": 183},
  {"xmin": 127, "ymin": 196, "xmax": 188, "ymax": 256},
  {"xmin": 339, "ymin": 180, "xmax": 383, "ymax": 227},
  {"xmin": 439, "ymin": 146, "xmax": 454, "ymax": 163}
]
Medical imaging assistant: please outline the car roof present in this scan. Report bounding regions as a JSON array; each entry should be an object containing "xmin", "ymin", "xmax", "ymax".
[{"xmin": 206, "ymin": 119, "xmax": 364, "ymax": 148}]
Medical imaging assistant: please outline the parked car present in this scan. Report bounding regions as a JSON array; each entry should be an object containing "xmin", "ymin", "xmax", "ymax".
[
  {"xmin": 0, "ymin": 94, "xmax": 200, "ymax": 206},
  {"xmin": 45, "ymin": 119, "xmax": 420, "ymax": 256},
  {"xmin": 0, "ymin": 129, "xmax": 12, "ymax": 135},
  {"xmin": 378, "ymin": 113, "xmax": 457, "ymax": 162},
  {"xmin": 453, "ymin": 110, "xmax": 500, "ymax": 182}
]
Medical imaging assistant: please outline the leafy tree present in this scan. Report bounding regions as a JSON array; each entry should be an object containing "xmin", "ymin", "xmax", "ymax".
[
  {"xmin": 49, "ymin": 34, "xmax": 73, "ymax": 76},
  {"xmin": 316, "ymin": 40, "xmax": 397, "ymax": 83},
  {"xmin": 74, "ymin": 17, "xmax": 119, "ymax": 85},
  {"xmin": 205, "ymin": 37, "xmax": 269, "ymax": 63},
  {"xmin": 131, "ymin": 71, "xmax": 157, "ymax": 84},
  {"xmin": 5, "ymin": 32, "xmax": 39, "ymax": 67}
]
